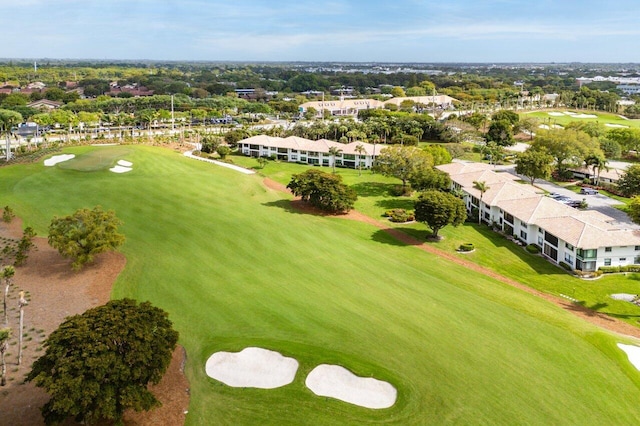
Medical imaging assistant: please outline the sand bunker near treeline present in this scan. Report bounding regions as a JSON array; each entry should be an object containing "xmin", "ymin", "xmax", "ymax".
[
  {"xmin": 205, "ymin": 347, "xmax": 299, "ymax": 389},
  {"xmin": 618, "ymin": 343, "xmax": 640, "ymax": 371},
  {"xmin": 305, "ymin": 364, "xmax": 397, "ymax": 409},
  {"xmin": 44, "ymin": 154, "xmax": 75, "ymax": 166},
  {"xmin": 110, "ymin": 159, "xmax": 133, "ymax": 173}
]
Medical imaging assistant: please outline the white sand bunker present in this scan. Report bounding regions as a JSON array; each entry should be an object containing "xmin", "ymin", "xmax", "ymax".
[
  {"xmin": 44, "ymin": 154, "xmax": 75, "ymax": 166},
  {"xmin": 618, "ymin": 343, "xmax": 640, "ymax": 371},
  {"xmin": 109, "ymin": 165, "xmax": 132, "ymax": 173},
  {"xmin": 606, "ymin": 123, "xmax": 629, "ymax": 128},
  {"xmin": 305, "ymin": 364, "xmax": 396, "ymax": 409},
  {"xmin": 573, "ymin": 114, "xmax": 597, "ymax": 118},
  {"xmin": 205, "ymin": 347, "xmax": 299, "ymax": 389},
  {"xmin": 110, "ymin": 160, "xmax": 133, "ymax": 173},
  {"xmin": 611, "ymin": 293, "xmax": 637, "ymax": 302},
  {"xmin": 548, "ymin": 112, "xmax": 564, "ymax": 116}
]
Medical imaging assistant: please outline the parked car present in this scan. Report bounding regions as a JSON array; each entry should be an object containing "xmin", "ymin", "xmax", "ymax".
[{"xmin": 580, "ymin": 188, "xmax": 598, "ymax": 195}]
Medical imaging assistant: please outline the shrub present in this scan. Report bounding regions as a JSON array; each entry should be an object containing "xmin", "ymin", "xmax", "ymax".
[
  {"xmin": 599, "ymin": 266, "xmax": 621, "ymax": 274},
  {"xmin": 390, "ymin": 185, "xmax": 412, "ymax": 197},
  {"xmin": 559, "ymin": 262, "xmax": 573, "ymax": 271},
  {"xmin": 621, "ymin": 265, "xmax": 640, "ymax": 273},
  {"xmin": 2, "ymin": 206, "xmax": 15, "ymax": 223},
  {"xmin": 384, "ymin": 209, "xmax": 415, "ymax": 223},
  {"xmin": 525, "ymin": 244, "xmax": 541, "ymax": 254},
  {"xmin": 459, "ymin": 243, "xmax": 475, "ymax": 252}
]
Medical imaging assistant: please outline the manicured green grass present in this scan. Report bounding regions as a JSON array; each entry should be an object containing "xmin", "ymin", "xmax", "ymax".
[
  {"xmin": 57, "ymin": 146, "xmax": 134, "ymax": 171},
  {"xmin": 522, "ymin": 110, "xmax": 640, "ymax": 129},
  {"xmin": 2, "ymin": 146, "xmax": 640, "ymax": 424},
  {"xmin": 230, "ymin": 154, "xmax": 640, "ymax": 327}
]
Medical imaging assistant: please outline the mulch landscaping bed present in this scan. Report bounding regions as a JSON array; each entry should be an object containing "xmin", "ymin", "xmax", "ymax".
[{"xmin": 0, "ymin": 218, "xmax": 190, "ymax": 426}]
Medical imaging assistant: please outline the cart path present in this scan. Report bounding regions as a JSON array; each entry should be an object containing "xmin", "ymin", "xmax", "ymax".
[{"xmin": 263, "ymin": 177, "xmax": 640, "ymax": 340}]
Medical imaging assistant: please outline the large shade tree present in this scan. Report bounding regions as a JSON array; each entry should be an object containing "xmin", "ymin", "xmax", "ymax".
[
  {"xmin": 48, "ymin": 206, "xmax": 125, "ymax": 270},
  {"xmin": 515, "ymin": 149, "xmax": 554, "ymax": 185},
  {"xmin": 373, "ymin": 146, "xmax": 433, "ymax": 193},
  {"xmin": 414, "ymin": 190, "xmax": 467, "ymax": 239},
  {"xmin": 287, "ymin": 169, "xmax": 357, "ymax": 213},
  {"xmin": 617, "ymin": 164, "xmax": 640, "ymax": 197},
  {"xmin": 530, "ymin": 128, "xmax": 602, "ymax": 175},
  {"xmin": 27, "ymin": 299, "xmax": 179, "ymax": 425}
]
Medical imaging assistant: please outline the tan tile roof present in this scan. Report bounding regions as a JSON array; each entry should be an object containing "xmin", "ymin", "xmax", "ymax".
[
  {"xmin": 436, "ymin": 162, "xmax": 495, "ymax": 175},
  {"xmin": 300, "ymin": 99, "xmax": 385, "ymax": 111},
  {"xmin": 535, "ymin": 216, "xmax": 640, "ymax": 248},
  {"xmin": 240, "ymin": 136, "xmax": 379, "ymax": 156},
  {"xmin": 439, "ymin": 161, "xmax": 640, "ymax": 249},
  {"xmin": 471, "ymin": 181, "xmax": 542, "ymax": 205},
  {"xmin": 383, "ymin": 95, "xmax": 457, "ymax": 106}
]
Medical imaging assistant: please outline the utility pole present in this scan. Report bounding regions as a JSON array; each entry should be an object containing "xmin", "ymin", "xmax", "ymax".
[{"xmin": 171, "ymin": 95, "xmax": 175, "ymax": 132}]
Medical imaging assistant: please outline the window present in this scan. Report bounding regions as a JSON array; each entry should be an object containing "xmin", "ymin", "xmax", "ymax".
[
  {"xmin": 544, "ymin": 232, "xmax": 558, "ymax": 247},
  {"xmin": 604, "ymin": 258, "xmax": 611, "ymax": 266},
  {"xmin": 605, "ymin": 247, "xmax": 612, "ymax": 252},
  {"xmin": 577, "ymin": 249, "xmax": 597, "ymax": 259},
  {"xmin": 538, "ymin": 236, "xmax": 543, "ymax": 246},
  {"xmin": 565, "ymin": 253, "xmax": 574, "ymax": 264},
  {"xmin": 635, "ymin": 246, "xmax": 640, "ymax": 251},
  {"xmin": 565, "ymin": 243, "xmax": 574, "ymax": 251},
  {"xmin": 520, "ymin": 230, "xmax": 527, "ymax": 240},
  {"xmin": 620, "ymin": 257, "xmax": 627, "ymax": 262},
  {"xmin": 504, "ymin": 213, "xmax": 514, "ymax": 224},
  {"xmin": 543, "ymin": 244, "xmax": 558, "ymax": 261}
]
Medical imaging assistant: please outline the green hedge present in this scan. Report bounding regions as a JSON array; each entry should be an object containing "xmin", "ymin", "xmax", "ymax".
[
  {"xmin": 559, "ymin": 262, "xmax": 573, "ymax": 271},
  {"xmin": 525, "ymin": 244, "xmax": 541, "ymax": 254},
  {"xmin": 599, "ymin": 265, "xmax": 640, "ymax": 274},
  {"xmin": 384, "ymin": 209, "xmax": 415, "ymax": 223},
  {"xmin": 458, "ymin": 243, "xmax": 475, "ymax": 252}
]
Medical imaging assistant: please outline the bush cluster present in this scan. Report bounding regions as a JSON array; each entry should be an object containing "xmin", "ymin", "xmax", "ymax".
[
  {"xmin": 525, "ymin": 244, "xmax": 541, "ymax": 254},
  {"xmin": 458, "ymin": 243, "xmax": 475, "ymax": 252},
  {"xmin": 558, "ymin": 261, "xmax": 573, "ymax": 271},
  {"xmin": 384, "ymin": 209, "xmax": 415, "ymax": 223},
  {"xmin": 598, "ymin": 265, "xmax": 640, "ymax": 274}
]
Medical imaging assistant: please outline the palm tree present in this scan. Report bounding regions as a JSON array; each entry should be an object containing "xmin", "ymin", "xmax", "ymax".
[
  {"xmin": 17, "ymin": 291, "xmax": 27, "ymax": 365},
  {"xmin": 328, "ymin": 146, "xmax": 343, "ymax": 174},
  {"xmin": 473, "ymin": 180, "xmax": 490, "ymax": 224},
  {"xmin": 0, "ymin": 327, "xmax": 10, "ymax": 386},
  {"xmin": 0, "ymin": 109, "xmax": 23, "ymax": 162},
  {"xmin": 354, "ymin": 144, "xmax": 365, "ymax": 176},
  {"xmin": 584, "ymin": 154, "xmax": 608, "ymax": 186},
  {"xmin": 2, "ymin": 266, "xmax": 15, "ymax": 325}
]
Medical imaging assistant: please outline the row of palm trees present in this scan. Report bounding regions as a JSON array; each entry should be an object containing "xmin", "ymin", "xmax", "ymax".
[{"xmin": 327, "ymin": 144, "xmax": 367, "ymax": 176}]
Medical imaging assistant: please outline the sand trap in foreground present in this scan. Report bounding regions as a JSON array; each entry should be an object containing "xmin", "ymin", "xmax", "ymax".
[
  {"xmin": 205, "ymin": 347, "xmax": 298, "ymax": 389},
  {"xmin": 110, "ymin": 165, "xmax": 132, "ymax": 173},
  {"xmin": 305, "ymin": 364, "xmax": 396, "ymax": 409},
  {"xmin": 618, "ymin": 343, "xmax": 640, "ymax": 370},
  {"xmin": 117, "ymin": 160, "xmax": 133, "ymax": 167},
  {"xmin": 44, "ymin": 154, "xmax": 75, "ymax": 166}
]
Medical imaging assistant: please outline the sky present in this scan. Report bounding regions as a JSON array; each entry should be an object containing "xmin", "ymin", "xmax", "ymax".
[{"xmin": 1, "ymin": 0, "xmax": 639, "ymax": 63}]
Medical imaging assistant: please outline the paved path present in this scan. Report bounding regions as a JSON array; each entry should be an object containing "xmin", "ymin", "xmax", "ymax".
[{"xmin": 183, "ymin": 150, "xmax": 256, "ymax": 174}]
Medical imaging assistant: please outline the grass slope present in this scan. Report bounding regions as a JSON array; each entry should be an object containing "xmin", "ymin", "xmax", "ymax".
[{"xmin": 1, "ymin": 145, "xmax": 640, "ymax": 424}]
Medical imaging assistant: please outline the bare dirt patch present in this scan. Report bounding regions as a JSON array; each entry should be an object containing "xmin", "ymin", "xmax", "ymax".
[
  {"xmin": 0, "ymin": 218, "xmax": 189, "ymax": 426},
  {"xmin": 262, "ymin": 178, "xmax": 640, "ymax": 340}
]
